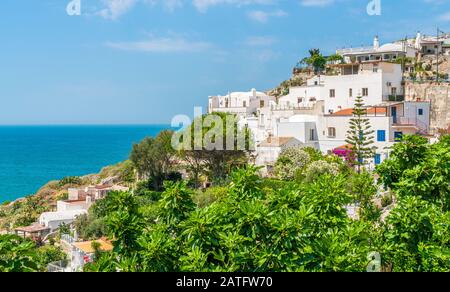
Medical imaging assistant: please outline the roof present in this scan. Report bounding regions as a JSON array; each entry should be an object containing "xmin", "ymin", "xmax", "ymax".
[
  {"xmin": 335, "ymin": 144, "xmax": 353, "ymax": 150},
  {"xmin": 73, "ymin": 239, "xmax": 114, "ymax": 254},
  {"xmin": 40, "ymin": 209, "xmax": 88, "ymax": 222},
  {"xmin": 341, "ymin": 43, "xmax": 406, "ymax": 56},
  {"xmin": 15, "ymin": 223, "xmax": 50, "ymax": 233},
  {"xmin": 259, "ymin": 137, "xmax": 297, "ymax": 147},
  {"xmin": 330, "ymin": 107, "xmax": 387, "ymax": 116}
]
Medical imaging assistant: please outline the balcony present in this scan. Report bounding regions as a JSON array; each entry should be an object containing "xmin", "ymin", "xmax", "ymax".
[
  {"xmin": 383, "ymin": 95, "xmax": 405, "ymax": 102},
  {"xmin": 392, "ymin": 117, "xmax": 429, "ymax": 134}
]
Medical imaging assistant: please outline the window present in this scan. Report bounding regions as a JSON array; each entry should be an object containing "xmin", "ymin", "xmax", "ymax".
[
  {"xmin": 391, "ymin": 87, "xmax": 397, "ymax": 96},
  {"xmin": 349, "ymin": 88, "xmax": 353, "ymax": 98},
  {"xmin": 418, "ymin": 108, "xmax": 424, "ymax": 116},
  {"xmin": 260, "ymin": 100, "xmax": 265, "ymax": 108},
  {"xmin": 243, "ymin": 101, "xmax": 247, "ymax": 107},
  {"xmin": 373, "ymin": 66, "xmax": 379, "ymax": 73},
  {"xmin": 310, "ymin": 129, "xmax": 316, "ymax": 141},
  {"xmin": 298, "ymin": 98, "xmax": 303, "ymax": 104},
  {"xmin": 330, "ymin": 89, "xmax": 336, "ymax": 98},
  {"xmin": 314, "ymin": 81, "xmax": 318, "ymax": 85},
  {"xmin": 394, "ymin": 131, "xmax": 403, "ymax": 141},
  {"xmin": 225, "ymin": 99, "xmax": 229, "ymax": 108},
  {"xmin": 377, "ymin": 130, "xmax": 386, "ymax": 142},
  {"xmin": 328, "ymin": 127, "xmax": 336, "ymax": 138},
  {"xmin": 374, "ymin": 154, "xmax": 381, "ymax": 165},
  {"xmin": 362, "ymin": 88, "xmax": 369, "ymax": 96}
]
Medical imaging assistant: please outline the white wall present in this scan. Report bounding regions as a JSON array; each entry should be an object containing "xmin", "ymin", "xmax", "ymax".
[{"xmin": 305, "ymin": 63, "xmax": 403, "ymax": 114}]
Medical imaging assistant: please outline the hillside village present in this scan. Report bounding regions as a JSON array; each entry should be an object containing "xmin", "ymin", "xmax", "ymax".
[
  {"xmin": 1, "ymin": 31, "xmax": 450, "ymax": 272},
  {"xmin": 209, "ymin": 32, "xmax": 450, "ymax": 175}
]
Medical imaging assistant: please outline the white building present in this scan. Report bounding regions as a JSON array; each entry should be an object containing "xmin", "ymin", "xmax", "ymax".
[
  {"xmin": 70, "ymin": 239, "xmax": 114, "ymax": 272},
  {"xmin": 39, "ymin": 209, "xmax": 88, "ymax": 232},
  {"xmin": 255, "ymin": 137, "xmax": 302, "ymax": 174},
  {"xmin": 208, "ymin": 88, "xmax": 276, "ymax": 119},
  {"xmin": 337, "ymin": 36, "xmax": 417, "ymax": 64},
  {"xmin": 318, "ymin": 101, "xmax": 430, "ymax": 166}
]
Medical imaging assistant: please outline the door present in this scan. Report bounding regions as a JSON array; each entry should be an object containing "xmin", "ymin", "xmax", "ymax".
[{"xmin": 391, "ymin": 107, "xmax": 397, "ymax": 124}]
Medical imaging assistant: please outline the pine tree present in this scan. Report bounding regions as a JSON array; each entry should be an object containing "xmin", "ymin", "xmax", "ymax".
[{"xmin": 346, "ymin": 96, "xmax": 375, "ymax": 174}]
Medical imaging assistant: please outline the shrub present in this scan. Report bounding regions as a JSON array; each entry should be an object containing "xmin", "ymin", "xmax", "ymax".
[
  {"xmin": 58, "ymin": 176, "xmax": 82, "ymax": 187},
  {"xmin": 303, "ymin": 161, "xmax": 339, "ymax": 183},
  {"xmin": 275, "ymin": 147, "xmax": 311, "ymax": 180},
  {"xmin": 381, "ymin": 193, "xmax": 393, "ymax": 208},
  {"xmin": 193, "ymin": 187, "xmax": 227, "ymax": 208}
]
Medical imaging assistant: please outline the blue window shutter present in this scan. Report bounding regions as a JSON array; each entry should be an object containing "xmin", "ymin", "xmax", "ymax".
[
  {"xmin": 377, "ymin": 130, "xmax": 386, "ymax": 142},
  {"xmin": 374, "ymin": 154, "xmax": 381, "ymax": 165}
]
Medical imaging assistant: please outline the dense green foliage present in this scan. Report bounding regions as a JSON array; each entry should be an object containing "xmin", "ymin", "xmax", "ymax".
[
  {"xmin": 0, "ymin": 235, "xmax": 66, "ymax": 272},
  {"xmin": 81, "ymin": 135, "xmax": 450, "ymax": 272},
  {"xmin": 375, "ymin": 135, "xmax": 450, "ymax": 271},
  {"xmin": 175, "ymin": 112, "xmax": 253, "ymax": 186},
  {"xmin": 130, "ymin": 130, "xmax": 176, "ymax": 191}
]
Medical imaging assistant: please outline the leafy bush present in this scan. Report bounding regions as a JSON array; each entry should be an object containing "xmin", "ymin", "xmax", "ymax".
[
  {"xmin": 302, "ymin": 160, "xmax": 339, "ymax": 183},
  {"xmin": 193, "ymin": 187, "xmax": 227, "ymax": 208},
  {"xmin": 275, "ymin": 147, "xmax": 311, "ymax": 180},
  {"xmin": 58, "ymin": 176, "xmax": 82, "ymax": 187},
  {"xmin": 381, "ymin": 193, "xmax": 393, "ymax": 208}
]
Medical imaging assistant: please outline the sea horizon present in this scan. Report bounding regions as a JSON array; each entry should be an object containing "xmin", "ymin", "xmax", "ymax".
[{"xmin": 0, "ymin": 124, "xmax": 172, "ymax": 202}]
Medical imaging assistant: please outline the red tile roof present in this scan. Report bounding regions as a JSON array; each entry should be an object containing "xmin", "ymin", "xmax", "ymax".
[{"xmin": 331, "ymin": 107, "xmax": 387, "ymax": 116}]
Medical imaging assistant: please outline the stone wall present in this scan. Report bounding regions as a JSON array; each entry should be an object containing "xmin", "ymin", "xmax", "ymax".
[{"xmin": 404, "ymin": 81, "xmax": 450, "ymax": 134}]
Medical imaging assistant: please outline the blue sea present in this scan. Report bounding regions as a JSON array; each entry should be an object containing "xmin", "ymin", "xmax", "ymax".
[{"xmin": 0, "ymin": 125, "xmax": 171, "ymax": 202}]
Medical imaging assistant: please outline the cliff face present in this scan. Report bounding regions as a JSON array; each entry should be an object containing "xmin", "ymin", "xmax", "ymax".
[
  {"xmin": 0, "ymin": 161, "xmax": 132, "ymax": 231},
  {"xmin": 405, "ymin": 82, "xmax": 450, "ymax": 134}
]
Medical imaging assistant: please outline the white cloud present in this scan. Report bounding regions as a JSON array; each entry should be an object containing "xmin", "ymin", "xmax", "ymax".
[
  {"xmin": 247, "ymin": 9, "xmax": 287, "ymax": 23},
  {"xmin": 300, "ymin": 0, "xmax": 334, "ymax": 7},
  {"xmin": 98, "ymin": 0, "xmax": 138, "ymax": 20},
  {"xmin": 106, "ymin": 35, "xmax": 213, "ymax": 53},
  {"xmin": 94, "ymin": 0, "xmax": 278, "ymax": 19}
]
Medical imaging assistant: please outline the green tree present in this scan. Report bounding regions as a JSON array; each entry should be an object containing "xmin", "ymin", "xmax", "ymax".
[
  {"xmin": 175, "ymin": 113, "xmax": 252, "ymax": 184},
  {"xmin": 0, "ymin": 235, "xmax": 40, "ymax": 272},
  {"xmin": 345, "ymin": 96, "xmax": 375, "ymax": 173},
  {"xmin": 130, "ymin": 130, "xmax": 176, "ymax": 191},
  {"xmin": 301, "ymin": 49, "xmax": 327, "ymax": 74}
]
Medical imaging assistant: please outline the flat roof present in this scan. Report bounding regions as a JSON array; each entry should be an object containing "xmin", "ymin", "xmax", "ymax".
[
  {"xmin": 259, "ymin": 137, "xmax": 297, "ymax": 147},
  {"xmin": 15, "ymin": 223, "xmax": 50, "ymax": 233},
  {"xmin": 73, "ymin": 239, "xmax": 114, "ymax": 254}
]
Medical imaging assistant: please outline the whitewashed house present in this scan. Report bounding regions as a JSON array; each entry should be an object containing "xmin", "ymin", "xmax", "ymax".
[
  {"xmin": 255, "ymin": 137, "xmax": 302, "ymax": 174},
  {"xmin": 39, "ymin": 209, "xmax": 88, "ymax": 232},
  {"xmin": 318, "ymin": 101, "xmax": 430, "ymax": 166},
  {"xmin": 336, "ymin": 36, "xmax": 417, "ymax": 64},
  {"xmin": 208, "ymin": 88, "xmax": 276, "ymax": 119}
]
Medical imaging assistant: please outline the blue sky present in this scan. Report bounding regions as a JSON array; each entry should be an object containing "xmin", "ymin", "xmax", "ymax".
[{"xmin": 0, "ymin": 0, "xmax": 449, "ymax": 124}]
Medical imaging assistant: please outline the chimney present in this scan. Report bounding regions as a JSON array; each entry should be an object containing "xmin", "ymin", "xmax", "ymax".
[
  {"xmin": 373, "ymin": 35, "xmax": 380, "ymax": 49},
  {"xmin": 251, "ymin": 88, "xmax": 257, "ymax": 98}
]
